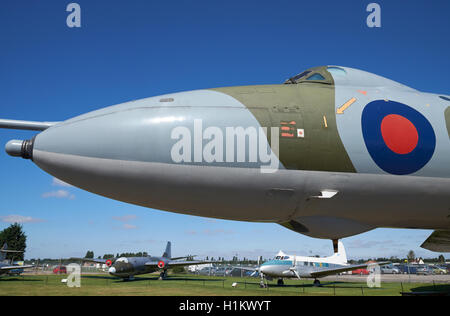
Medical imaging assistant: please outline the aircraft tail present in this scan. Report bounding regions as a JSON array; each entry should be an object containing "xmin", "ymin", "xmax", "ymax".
[
  {"xmin": 162, "ymin": 241, "xmax": 171, "ymax": 259},
  {"xmin": 0, "ymin": 243, "xmax": 7, "ymax": 261},
  {"xmin": 329, "ymin": 241, "xmax": 347, "ymax": 264}
]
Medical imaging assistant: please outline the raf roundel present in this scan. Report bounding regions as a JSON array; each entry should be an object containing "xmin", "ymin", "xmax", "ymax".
[{"xmin": 361, "ymin": 100, "xmax": 436, "ymax": 175}]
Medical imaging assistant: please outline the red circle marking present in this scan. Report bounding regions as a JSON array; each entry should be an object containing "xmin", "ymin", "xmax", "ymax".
[
  {"xmin": 106, "ymin": 259, "xmax": 112, "ymax": 267},
  {"xmin": 381, "ymin": 114, "xmax": 419, "ymax": 155},
  {"xmin": 158, "ymin": 261, "xmax": 165, "ymax": 268}
]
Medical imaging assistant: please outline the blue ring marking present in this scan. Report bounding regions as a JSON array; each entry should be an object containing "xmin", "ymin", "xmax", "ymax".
[{"xmin": 361, "ymin": 100, "xmax": 436, "ymax": 175}]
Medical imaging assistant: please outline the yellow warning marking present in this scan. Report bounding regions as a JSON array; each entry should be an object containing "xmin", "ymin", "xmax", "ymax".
[
  {"xmin": 323, "ymin": 115, "xmax": 328, "ymax": 128},
  {"xmin": 337, "ymin": 98, "xmax": 356, "ymax": 114}
]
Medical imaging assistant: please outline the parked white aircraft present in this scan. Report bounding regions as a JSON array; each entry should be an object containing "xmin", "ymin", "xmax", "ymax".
[{"xmin": 242, "ymin": 241, "xmax": 385, "ymax": 287}]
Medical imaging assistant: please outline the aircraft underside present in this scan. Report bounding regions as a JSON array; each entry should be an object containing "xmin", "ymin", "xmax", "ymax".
[{"xmin": 34, "ymin": 149, "xmax": 450, "ymax": 241}]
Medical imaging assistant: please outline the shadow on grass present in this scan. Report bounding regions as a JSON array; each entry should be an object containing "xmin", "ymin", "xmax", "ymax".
[
  {"xmin": 405, "ymin": 284, "xmax": 450, "ymax": 296},
  {"xmin": 161, "ymin": 277, "xmax": 225, "ymax": 283},
  {"xmin": 82, "ymin": 275, "xmax": 116, "ymax": 280},
  {"xmin": 0, "ymin": 277, "xmax": 43, "ymax": 282},
  {"xmin": 81, "ymin": 274, "xmax": 226, "ymax": 284},
  {"xmin": 243, "ymin": 280, "xmax": 350, "ymax": 289}
]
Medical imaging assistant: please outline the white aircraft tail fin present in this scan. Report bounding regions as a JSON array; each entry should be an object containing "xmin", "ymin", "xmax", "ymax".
[{"xmin": 329, "ymin": 241, "xmax": 347, "ymax": 264}]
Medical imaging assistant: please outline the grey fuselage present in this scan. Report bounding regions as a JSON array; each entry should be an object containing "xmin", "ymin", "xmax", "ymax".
[
  {"xmin": 6, "ymin": 66, "xmax": 450, "ymax": 241},
  {"xmin": 259, "ymin": 259, "xmax": 345, "ymax": 279},
  {"xmin": 108, "ymin": 256, "xmax": 162, "ymax": 279}
]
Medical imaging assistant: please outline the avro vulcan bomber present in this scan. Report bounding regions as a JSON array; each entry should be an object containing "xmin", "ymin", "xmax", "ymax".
[{"xmin": 2, "ymin": 66, "xmax": 450, "ymax": 252}]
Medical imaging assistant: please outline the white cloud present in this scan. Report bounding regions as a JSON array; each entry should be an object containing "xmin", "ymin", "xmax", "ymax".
[
  {"xmin": 41, "ymin": 190, "xmax": 75, "ymax": 200},
  {"xmin": 123, "ymin": 224, "xmax": 138, "ymax": 230},
  {"xmin": 0, "ymin": 215, "xmax": 44, "ymax": 224},
  {"xmin": 112, "ymin": 215, "xmax": 137, "ymax": 223},
  {"xmin": 185, "ymin": 229, "xmax": 234, "ymax": 236},
  {"xmin": 52, "ymin": 177, "xmax": 73, "ymax": 188},
  {"xmin": 204, "ymin": 229, "xmax": 234, "ymax": 236},
  {"xmin": 112, "ymin": 215, "xmax": 138, "ymax": 230}
]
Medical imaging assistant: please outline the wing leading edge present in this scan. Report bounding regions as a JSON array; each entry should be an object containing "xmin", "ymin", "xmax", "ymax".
[
  {"xmin": 0, "ymin": 264, "xmax": 35, "ymax": 271},
  {"xmin": 309, "ymin": 262, "xmax": 390, "ymax": 279},
  {"xmin": 421, "ymin": 230, "xmax": 450, "ymax": 252},
  {"xmin": 145, "ymin": 260, "xmax": 214, "ymax": 268},
  {"xmin": 70, "ymin": 258, "xmax": 111, "ymax": 265}
]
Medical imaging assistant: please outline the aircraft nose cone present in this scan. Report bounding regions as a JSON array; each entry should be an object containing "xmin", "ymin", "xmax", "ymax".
[
  {"xmin": 108, "ymin": 267, "xmax": 116, "ymax": 274},
  {"xmin": 5, "ymin": 140, "xmax": 23, "ymax": 157},
  {"xmin": 259, "ymin": 265, "xmax": 269, "ymax": 274},
  {"xmin": 5, "ymin": 139, "xmax": 34, "ymax": 159}
]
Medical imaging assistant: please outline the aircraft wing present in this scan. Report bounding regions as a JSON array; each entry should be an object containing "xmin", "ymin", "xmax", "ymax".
[
  {"xmin": 0, "ymin": 119, "xmax": 59, "ymax": 131},
  {"xmin": 421, "ymin": 230, "xmax": 450, "ymax": 252},
  {"xmin": 145, "ymin": 260, "xmax": 214, "ymax": 268},
  {"xmin": 0, "ymin": 265, "xmax": 35, "ymax": 271},
  {"xmin": 170, "ymin": 255, "xmax": 197, "ymax": 261},
  {"xmin": 70, "ymin": 258, "xmax": 111, "ymax": 264},
  {"xmin": 231, "ymin": 266, "xmax": 258, "ymax": 272},
  {"xmin": 309, "ymin": 262, "xmax": 390, "ymax": 279}
]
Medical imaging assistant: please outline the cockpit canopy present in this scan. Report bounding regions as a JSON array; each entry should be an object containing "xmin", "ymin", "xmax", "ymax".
[
  {"xmin": 274, "ymin": 255, "xmax": 291, "ymax": 260},
  {"xmin": 284, "ymin": 66, "xmax": 333, "ymax": 85},
  {"xmin": 285, "ymin": 65, "xmax": 418, "ymax": 92},
  {"xmin": 116, "ymin": 257, "xmax": 129, "ymax": 263}
]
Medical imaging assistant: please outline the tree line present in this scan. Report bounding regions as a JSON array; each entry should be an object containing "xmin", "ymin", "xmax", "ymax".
[{"xmin": 0, "ymin": 223, "xmax": 26, "ymax": 261}]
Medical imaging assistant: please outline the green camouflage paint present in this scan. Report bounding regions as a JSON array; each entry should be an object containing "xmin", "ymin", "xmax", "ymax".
[{"xmin": 212, "ymin": 66, "xmax": 356, "ymax": 173}]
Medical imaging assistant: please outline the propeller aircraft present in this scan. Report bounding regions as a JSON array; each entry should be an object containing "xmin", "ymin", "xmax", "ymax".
[
  {"xmin": 0, "ymin": 243, "xmax": 34, "ymax": 276},
  {"xmin": 237, "ymin": 241, "xmax": 386, "ymax": 287}
]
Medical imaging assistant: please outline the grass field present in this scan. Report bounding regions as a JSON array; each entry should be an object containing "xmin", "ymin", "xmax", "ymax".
[
  {"xmin": 0, "ymin": 275, "xmax": 450, "ymax": 296},
  {"xmin": 1, "ymin": 273, "xmax": 449, "ymax": 296}
]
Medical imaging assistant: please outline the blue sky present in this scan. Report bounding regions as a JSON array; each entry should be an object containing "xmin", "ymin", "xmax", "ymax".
[{"xmin": 0, "ymin": 0, "xmax": 449, "ymax": 260}]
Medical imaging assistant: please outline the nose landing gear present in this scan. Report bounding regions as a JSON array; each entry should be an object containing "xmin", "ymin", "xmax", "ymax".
[
  {"xmin": 159, "ymin": 270, "xmax": 168, "ymax": 280},
  {"xmin": 259, "ymin": 273, "xmax": 267, "ymax": 288},
  {"xmin": 123, "ymin": 275, "xmax": 135, "ymax": 281}
]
